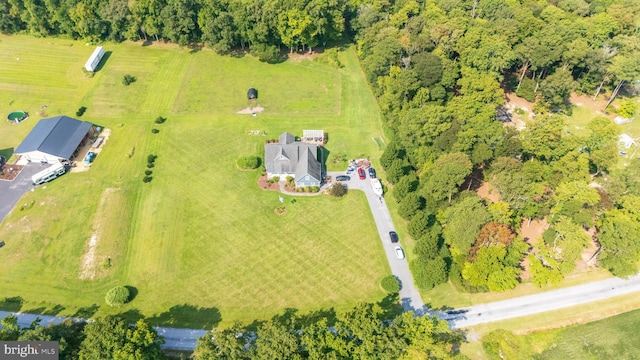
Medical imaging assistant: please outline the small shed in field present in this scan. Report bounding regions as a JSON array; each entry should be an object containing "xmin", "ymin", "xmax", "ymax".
[
  {"xmin": 302, "ymin": 130, "xmax": 325, "ymax": 144},
  {"xmin": 247, "ymin": 88, "xmax": 258, "ymax": 100},
  {"xmin": 85, "ymin": 46, "xmax": 105, "ymax": 72}
]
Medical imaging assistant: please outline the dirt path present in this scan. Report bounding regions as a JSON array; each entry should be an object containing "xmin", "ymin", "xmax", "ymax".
[
  {"xmin": 70, "ymin": 128, "xmax": 112, "ymax": 173},
  {"xmin": 237, "ymin": 106, "xmax": 264, "ymax": 114}
]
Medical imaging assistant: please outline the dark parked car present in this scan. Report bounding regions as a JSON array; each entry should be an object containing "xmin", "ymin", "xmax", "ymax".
[
  {"xmin": 389, "ymin": 231, "xmax": 399, "ymax": 243},
  {"xmin": 358, "ymin": 168, "xmax": 366, "ymax": 180},
  {"xmin": 368, "ymin": 167, "xmax": 376, "ymax": 178},
  {"xmin": 336, "ymin": 175, "xmax": 350, "ymax": 181}
]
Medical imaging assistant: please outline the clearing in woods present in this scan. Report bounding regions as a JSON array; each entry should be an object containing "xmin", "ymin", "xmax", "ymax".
[{"xmin": 0, "ymin": 35, "xmax": 389, "ymax": 328}]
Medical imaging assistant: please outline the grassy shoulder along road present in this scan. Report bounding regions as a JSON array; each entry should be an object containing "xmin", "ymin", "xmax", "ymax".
[
  {"xmin": 0, "ymin": 35, "xmax": 389, "ymax": 328},
  {"xmin": 459, "ymin": 291, "xmax": 640, "ymax": 359},
  {"xmin": 470, "ymin": 297, "xmax": 640, "ymax": 360}
]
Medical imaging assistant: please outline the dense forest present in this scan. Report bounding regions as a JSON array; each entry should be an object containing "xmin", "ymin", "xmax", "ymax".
[
  {"xmin": 1, "ymin": 0, "xmax": 639, "ymax": 290},
  {"xmin": 0, "ymin": 0, "xmax": 351, "ymax": 60},
  {"xmin": 354, "ymin": 0, "xmax": 640, "ymax": 292}
]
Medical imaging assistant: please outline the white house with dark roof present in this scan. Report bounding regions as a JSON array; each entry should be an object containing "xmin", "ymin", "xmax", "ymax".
[
  {"xmin": 15, "ymin": 116, "xmax": 93, "ymax": 164},
  {"xmin": 265, "ymin": 132, "xmax": 322, "ymax": 187}
]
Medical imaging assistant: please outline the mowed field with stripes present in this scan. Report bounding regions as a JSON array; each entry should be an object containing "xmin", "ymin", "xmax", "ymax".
[{"xmin": 0, "ymin": 35, "xmax": 390, "ymax": 327}]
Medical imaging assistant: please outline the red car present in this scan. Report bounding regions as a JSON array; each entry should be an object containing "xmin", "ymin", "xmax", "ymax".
[{"xmin": 358, "ymin": 168, "xmax": 366, "ymax": 180}]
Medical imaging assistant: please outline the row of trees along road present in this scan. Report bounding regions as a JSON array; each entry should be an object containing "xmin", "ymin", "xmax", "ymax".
[
  {"xmin": 356, "ymin": 0, "xmax": 640, "ymax": 292},
  {"xmin": 1, "ymin": 302, "xmax": 466, "ymax": 359}
]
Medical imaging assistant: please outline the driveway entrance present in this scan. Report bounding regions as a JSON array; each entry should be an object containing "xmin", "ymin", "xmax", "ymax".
[{"xmin": 0, "ymin": 162, "xmax": 51, "ymax": 223}]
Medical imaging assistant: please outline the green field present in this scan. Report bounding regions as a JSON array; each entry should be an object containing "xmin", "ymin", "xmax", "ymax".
[
  {"xmin": 0, "ymin": 35, "xmax": 389, "ymax": 328},
  {"xmin": 476, "ymin": 307, "xmax": 640, "ymax": 360}
]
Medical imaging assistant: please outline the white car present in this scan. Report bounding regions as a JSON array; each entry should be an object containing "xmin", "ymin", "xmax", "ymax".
[{"xmin": 394, "ymin": 246, "xmax": 405, "ymax": 260}]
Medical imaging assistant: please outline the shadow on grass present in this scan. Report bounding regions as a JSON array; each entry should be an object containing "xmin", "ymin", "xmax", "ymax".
[
  {"xmin": 93, "ymin": 51, "xmax": 112, "ymax": 73},
  {"xmin": 148, "ymin": 304, "xmax": 221, "ymax": 329},
  {"xmin": 22, "ymin": 304, "xmax": 65, "ymax": 316},
  {"xmin": 125, "ymin": 286, "xmax": 138, "ymax": 302},
  {"xmin": 378, "ymin": 292, "xmax": 403, "ymax": 319},
  {"xmin": 0, "ymin": 148, "xmax": 14, "ymax": 160},
  {"xmin": 72, "ymin": 304, "xmax": 100, "ymax": 319},
  {"xmin": 117, "ymin": 309, "xmax": 145, "ymax": 323},
  {"xmin": 0, "ymin": 296, "xmax": 23, "ymax": 312}
]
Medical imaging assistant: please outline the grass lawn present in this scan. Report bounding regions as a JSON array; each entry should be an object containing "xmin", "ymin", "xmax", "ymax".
[{"xmin": 0, "ymin": 35, "xmax": 389, "ymax": 328}]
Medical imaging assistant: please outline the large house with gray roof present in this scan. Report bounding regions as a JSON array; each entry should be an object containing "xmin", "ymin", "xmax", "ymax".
[
  {"xmin": 15, "ymin": 116, "xmax": 94, "ymax": 164},
  {"xmin": 265, "ymin": 132, "xmax": 322, "ymax": 187}
]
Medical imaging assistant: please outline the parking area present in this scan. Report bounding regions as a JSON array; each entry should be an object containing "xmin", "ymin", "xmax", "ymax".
[{"xmin": 0, "ymin": 162, "xmax": 51, "ymax": 223}]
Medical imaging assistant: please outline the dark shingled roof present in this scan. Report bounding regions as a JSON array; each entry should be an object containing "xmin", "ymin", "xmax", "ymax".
[{"xmin": 15, "ymin": 116, "xmax": 92, "ymax": 159}]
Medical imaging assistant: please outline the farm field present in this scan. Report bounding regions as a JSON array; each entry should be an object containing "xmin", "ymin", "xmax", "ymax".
[
  {"xmin": 0, "ymin": 35, "xmax": 389, "ymax": 328},
  {"xmin": 469, "ymin": 305, "xmax": 640, "ymax": 360}
]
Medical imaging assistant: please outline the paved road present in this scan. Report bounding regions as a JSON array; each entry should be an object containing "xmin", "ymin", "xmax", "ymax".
[
  {"xmin": 4, "ymin": 274, "xmax": 640, "ymax": 350},
  {"xmin": 0, "ymin": 310, "xmax": 208, "ymax": 350},
  {"xmin": 440, "ymin": 273, "xmax": 640, "ymax": 328},
  {"xmin": 327, "ymin": 171, "xmax": 426, "ymax": 314},
  {"xmin": 0, "ymin": 162, "xmax": 50, "ymax": 223}
]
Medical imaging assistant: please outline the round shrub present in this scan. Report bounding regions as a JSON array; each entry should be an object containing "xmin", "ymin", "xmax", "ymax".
[
  {"xmin": 237, "ymin": 155, "xmax": 260, "ymax": 169},
  {"xmin": 151, "ymin": 128, "xmax": 160, "ymax": 134},
  {"xmin": 143, "ymin": 176, "xmax": 152, "ymax": 183},
  {"xmin": 105, "ymin": 286, "xmax": 130, "ymax": 306},
  {"xmin": 145, "ymin": 170, "xmax": 152, "ymax": 176},
  {"xmin": 155, "ymin": 116, "xmax": 167, "ymax": 124},
  {"xmin": 380, "ymin": 275, "xmax": 400, "ymax": 293},
  {"xmin": 329, "ymin": 183, "xmax": 347, "ymax": 197}
]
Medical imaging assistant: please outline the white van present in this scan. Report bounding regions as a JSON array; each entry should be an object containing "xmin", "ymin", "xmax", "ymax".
[{"xmin": 32, "ymin": 162, "xmax": 66, "ymax": 185}]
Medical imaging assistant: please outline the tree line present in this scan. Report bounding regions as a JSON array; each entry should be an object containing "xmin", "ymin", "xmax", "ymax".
[
  {"xmin": 0, "ymin": 0, "xmax": 350, "ymax": 60},
  {"xmin": 355, "ymin": 0, "xmax": 640, "ymax": 291},
  {"xmin": 0, "ymin": 301, "xmax": 466, "ymax": 359}
]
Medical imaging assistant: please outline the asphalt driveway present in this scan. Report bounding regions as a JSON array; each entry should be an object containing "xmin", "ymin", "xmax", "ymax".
[
  {"xmin": 327, "ymin": 171, "xmax": 426, "ymax": 314},
  {"xmin": 0, "ymin": 162, "xmax": 51, "ymax": 223}
]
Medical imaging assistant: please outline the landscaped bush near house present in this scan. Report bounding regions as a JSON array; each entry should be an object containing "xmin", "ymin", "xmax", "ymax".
[
  {"xmin": 329, "ymin": 183, "xmax": 347, "ymax": 197},
  {"xmin": 105, "ymin": 286, "xmax": 130, "ymax": 306},
  {"xmin": 76, "ymin": 106, "xmax": 87, "ymax": 117},
  {"xmin": 311, "ymin": 186, "xmax": 320, "ymax": 192},
  {"xmin": 237, "ymin": 155, "xmax": 261, "ymax": 169},
  {"xmin": 380, "ymin": 275, "xmax": 400, "ymax": 293}
]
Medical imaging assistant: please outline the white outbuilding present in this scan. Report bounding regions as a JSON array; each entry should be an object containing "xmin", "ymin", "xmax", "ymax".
[{"xmin": 85, "ymin": 46, "xmax": 105, "ymax": 72}]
